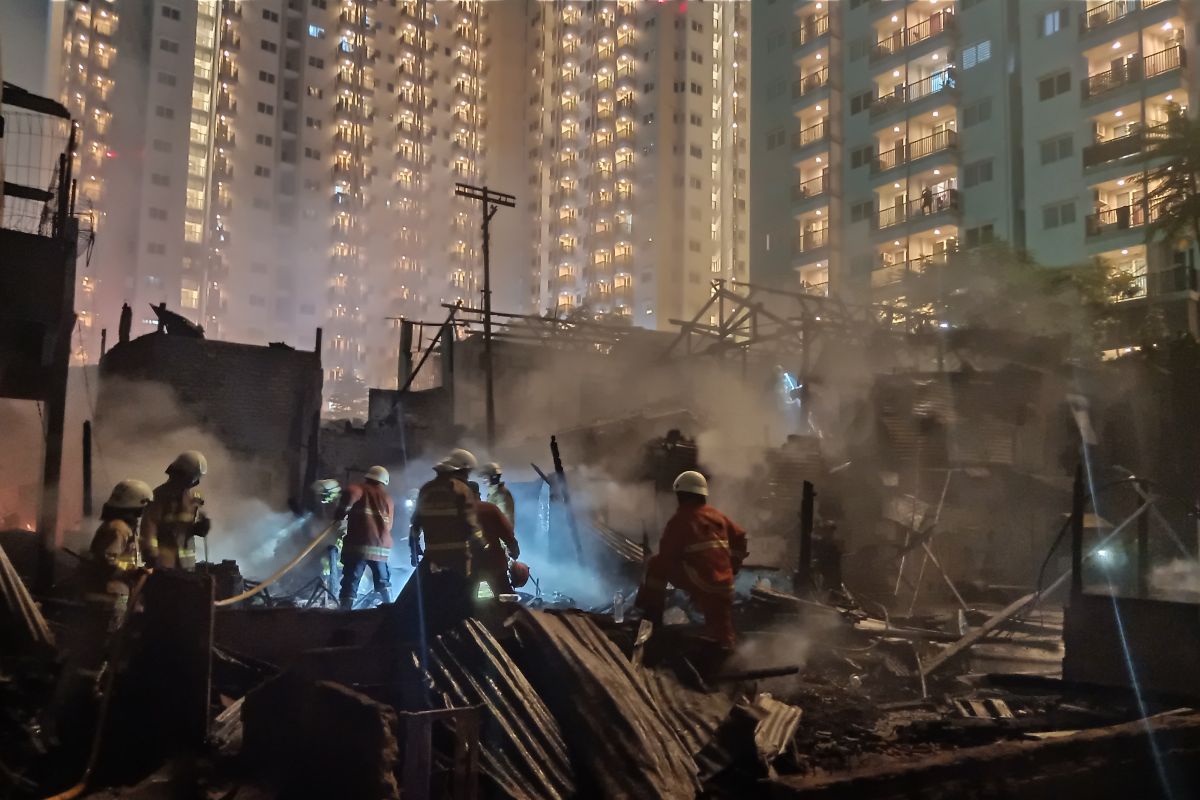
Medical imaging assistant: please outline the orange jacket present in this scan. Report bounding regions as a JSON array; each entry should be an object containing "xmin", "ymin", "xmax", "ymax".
[
  {"xmin": 651, "ymin": 501, "xmax": 747, "ymax": 596},
  {"xmin": 338, "ymin": 481, "xmax": 395, "ymax": 561},
  {"xmin": 475, "ymin": 500, "xmax": 519, "ymax": 559}
]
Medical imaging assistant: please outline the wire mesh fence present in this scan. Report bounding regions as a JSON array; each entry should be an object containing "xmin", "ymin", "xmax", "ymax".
[{"xmin": 2, "ymin": 104, "xmax": 74, "ymax": 235}]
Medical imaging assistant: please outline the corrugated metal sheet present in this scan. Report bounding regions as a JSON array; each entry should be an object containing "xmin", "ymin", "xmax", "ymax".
[
  {"xmin": 426, "ymin": 619, "xmax": 576, "ymax": 800},
  {"xmin": 508, "ymin": 609, "xmax": 702, "ymax": 799},
  {"xmin": 751, "ymin": 694, "xmax": 803, "ymax": 764}
]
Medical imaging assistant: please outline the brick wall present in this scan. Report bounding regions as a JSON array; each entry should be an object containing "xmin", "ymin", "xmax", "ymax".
[{"xmin": 98, "ymin": 333, "xmax": 322, "ymax": 505}]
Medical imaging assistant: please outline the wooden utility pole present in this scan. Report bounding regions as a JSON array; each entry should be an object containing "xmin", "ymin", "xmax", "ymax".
[{"xmin": 454, "ymin": 183, "xmax": 514, "ymax": 450}]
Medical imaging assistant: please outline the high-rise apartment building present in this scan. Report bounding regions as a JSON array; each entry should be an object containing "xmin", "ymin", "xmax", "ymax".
[
  {"xmin": 753, "ymin": 0, "xmax": 1197, "ymax": 330},
  {"xmin": 527, "ymin": 0, "xmax": 750, "ymax": 327},
  {"xmin": 56, "ymin": 0, "xmax": 526, "ymax": 411}
]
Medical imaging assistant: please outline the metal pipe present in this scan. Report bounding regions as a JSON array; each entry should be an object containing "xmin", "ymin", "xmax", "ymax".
[
  {"xmin": 1070, "ymin": 463, "xmax": 1085, "ymax": 602},
  {"xmin": 82, "ymin": 421, "xmax": 93, "ymax": 518}
]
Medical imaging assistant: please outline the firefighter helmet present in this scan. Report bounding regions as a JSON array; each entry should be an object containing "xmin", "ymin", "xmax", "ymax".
[
  {"xmin": 509, "ymin": 561, "xmax": 531, "ymax": 589},
  {"xmin": 478, "ymin": 462, "xmax": 502, "ymax": 478},
  {"xmin": 435, "ymin": 448, "xmax": 478, "ymax": 473},
  {"xmin": 106, "ymin": 479, "xmax": 154, "ymax": 510},
  {"xmin": 311, "ymin": 478, "xmax": 342, "ymax": 503},
  {"xmin": 365, "ymin": 465, "xmax": 390, "ymax": 486},
  {"xmin": 167, "ymin": 450, "xmax": 208, "ymax": 481},
  {"xmin": 672, "ymin": 470, "xmax": 709, "ymax": 497}
]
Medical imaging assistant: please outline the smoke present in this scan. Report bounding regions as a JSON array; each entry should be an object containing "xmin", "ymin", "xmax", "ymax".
[
  {"xmin": 78, "ymin": 377, "xmax": 307, "ymax": 578},
  {"xmin": 1150, "ymin": 558, "xmax": 1200, "ymax": 600}
]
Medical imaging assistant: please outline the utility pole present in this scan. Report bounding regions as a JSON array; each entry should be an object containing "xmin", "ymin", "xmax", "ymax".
[{"xmin": 454, "ymin": 183, "xmax": 514, "ymax": 450}]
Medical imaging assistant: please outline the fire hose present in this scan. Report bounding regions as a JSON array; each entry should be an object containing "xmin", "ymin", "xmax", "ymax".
[{"xmin": 213, "ymin": 518, "xmax": 340, "ymax": 607}]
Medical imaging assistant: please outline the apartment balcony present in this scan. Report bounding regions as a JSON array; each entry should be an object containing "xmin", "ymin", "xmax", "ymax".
[
  {"xmin": 336, "ymin": 73, "xmax": 374, "ymax": 96},
  {"xmin": 792, "ymin": 14, "xmax": 830, "ymax": 49},
  {"xmin": 871, "ymin": 68, "xmax": 957, "ymax": 119},
  {"xmin": 219, "ymin": 29, "xmax": 240, "ymax": 49},
  {"xmin": 791, "ymin": 68, "xmax": 829, "ymax": 101},
  {"xmin": 339, "ymin": 10, "xmax": 372, "ymax": 29},
  {"xmin": 792, "ymin": 119, "xmax": 829, "ymax": 154},
  {"xmin": 218, "ymin": 63, "xmax": 239, "ymax": 83},
  {"xmin": 793, "ymin": 226, "xmax": 830, "ymax": 254},
  {"xmin": 876, "ymin": 189, "xmax": 960, "ymax": 231},
  {"xmin": 1080, "ymin": 0, "xmax": 1171, "ymax": 37},
  {"xmin": 612, "ymin": 284, "xmax": 633, "ymax": 305},
  {"xmin": 215, "ymin": 94, "xmax": 237, "ymax": 116},
  {"xmin": 331, "ymin": 192, "xmax": 361, "ymax": 212},
  {"xmin": 1083, "ymin": 122, "xmax": 1170, "ymax": 169},
  {"xmin": 871, "ymin": 251, "xmax": 953, "ymax": 288},
  {"xmin": 284, "ymin": 0, "xmax": 303, "ymax": 17},
  {"xmin": 1086, "ymin": 202, "xmax": 1163, "ymax": 239},
  {"xmin": 552, "ymin": 243, "xmax": 578, "ymax": 261},
  {"xmin": 215, "ymin": 123, "xmax": 235, "ymax": 146},
  {"xmin": 221, "ymin": 0, "xmax": 243, "ymax": 20},
  {"xmin": 212, "ymin": 160, "xmax": 233, "ymax": 180},
  {"xmin": 549, "ymin": 272, "xmax": 577, "ymax": 292},
  {"xmin": 870, "ymin": 10, "xmax": 956, "ymax": 63},
  {"xmin": 791, "ymin": 174, "xmax": 829, "ymax": 206},
  {"xmin": 615, "ymin": 96, "xmax": 635, "ymax": 113},
  {"xmin": 585, "ymin": 287, "xmax": 613, "ymax": 307},
  {"xmin": 1082, "ymin": 46, "xmax": 1184, "ymax": 101},
  {"xmin": 872, "ymin": 129, "xmax": 958, "ymax": 174}
]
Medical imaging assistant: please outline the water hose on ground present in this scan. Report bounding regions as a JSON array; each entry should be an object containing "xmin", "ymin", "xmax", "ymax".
[{"xmin": 213, "ymin": 519, "xmax": 339, "ymax": 607}]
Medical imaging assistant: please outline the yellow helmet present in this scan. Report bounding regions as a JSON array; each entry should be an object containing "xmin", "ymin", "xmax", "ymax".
[
  {"xmin": 167, "ymin": 450, "xmax": 208, "ymax": 481},
  {"xmin": 106, "ymin": 479, "xmax": 154, "ymax": 510}
]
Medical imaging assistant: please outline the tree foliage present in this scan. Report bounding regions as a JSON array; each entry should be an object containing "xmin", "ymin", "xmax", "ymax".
[
  {"xmin": 899, "ymin": 242, "xmax": 1135, "ymax": 354},
  {"xmin": 1146, "ymin": 111, "xmax": 1200, "ymax": 250}
]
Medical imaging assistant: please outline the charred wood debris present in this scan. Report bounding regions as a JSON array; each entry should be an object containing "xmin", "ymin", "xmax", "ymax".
[{"xmin": 3, "ymin": 521, "xmax": 1200, "ymax": 800}]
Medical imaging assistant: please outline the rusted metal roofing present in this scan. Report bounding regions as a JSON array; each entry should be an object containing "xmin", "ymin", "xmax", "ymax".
[
  {"xmin": 426, "ymin": 619, "xmax": 576, "ymax": 800},
  {"xmin": 507, "ymin": 609, "xmax": 702, "ymax": 799}
]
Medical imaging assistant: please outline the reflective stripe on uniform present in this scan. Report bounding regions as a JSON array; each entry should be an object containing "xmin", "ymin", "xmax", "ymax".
[
  {"xmin": 423, "ymin": 542, "xmax": 468, "ymax": 552},
  {"xmin": 417, "ymin": 507, "xmax": 463, "ymax": 517},
  {"xmin": 167, "ymin": 512, "xmax": 197, "ymax": 523},
  {"xmin": 683, "ymin": 539, "xmax": 730, "ymax": 553},
  {"xmin": 343, "ymin": 544, "xmax": 391, "ymax": 559},
  {"xmin": 177, "ymin": 549, "xmax": 196, "ymax": 559}
]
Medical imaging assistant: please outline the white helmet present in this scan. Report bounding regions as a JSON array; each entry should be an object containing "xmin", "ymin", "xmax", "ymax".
[
  {"xmin": 167, "ymin": 450, "xmax": 208, "ymax": 481},
  {"xmin": 436, "ymin": 448, "xmax": 477, "ymax": 473},
  {"xmin": 365, "ymin": 465, "xmax": 390, "ymax": 486},
  {"xmin": 478, "ymin": 461, "xmax": 502, "ymax": 477},
  {"xmin": 106, "ymin": 479, "xmax": 154, "ymax": 510},
  {"xmin": 673, "ymin": 470, "xmax": 709, "ymax": 497}
]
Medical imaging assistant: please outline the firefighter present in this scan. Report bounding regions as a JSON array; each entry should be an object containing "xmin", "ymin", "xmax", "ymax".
[
  {"xmin": 140, "ymin": 450, "xmax": 210, "ymax": 571},
  {"xmin": 336, "ymin": 466, "xmax": 395, "ymax": 610},
  {"xmin": 477, "ymin": 462, "xmax": 515, "ymax": 525},
  {"xmin": 409, "ymin": 448, "xmax": 486, "ymax": 577},
  {"xmin": 635, "ymin": 470, "xmax": 748, "ymax": 650},
  {"xmin": 311, "ymin": 478, "xmax": 346, "ymax": 603},
  {"xmin": 86, "ymin": 479, "xmax": 154, "ymax": 625},
  {"xmin": 467, "ymin": 479, "xmax": 521, "ymax": 594}
]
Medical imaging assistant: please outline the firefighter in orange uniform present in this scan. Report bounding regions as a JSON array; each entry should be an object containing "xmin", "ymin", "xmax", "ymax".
[
  {"xmin": 467, "ymin": 479, "xmax": 521, "ymax": 594},
  {"xmin": 336, "ymin": 465, "xmax": 395, "ymax": 609},
  {"xmin": 409, "ymin": 449, "xmax": 485, "ymax": 577},
  {"xmin": 635, "ymin": 470, "xmax": 748, "ymax": 649},
  {"xmin": 140, "ymin": 451, "xmax": 210, "ymax": 571}
]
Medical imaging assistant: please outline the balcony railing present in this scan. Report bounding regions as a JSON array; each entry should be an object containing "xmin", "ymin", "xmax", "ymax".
[
  {"xmin": 871, "ymin": 251, "xmax": 953, "ymax": 288},
  {"xmin": 877, "ymin": 188, "xmax": 960, "ymax": 229},
  {"xmin": 873, "ymin": 129, "xmax": 958, "ymax": 173},
  {"xmin": 791, "ymin": 68, "xmax": 830, "ymax": 99},
  {"xmin": 794, "ymin": 226, "xmax": 830, "ymax": 253},
  {"xmin": 1082, "ymin": 122, "xmax": 1170, "ymax": 168},
  {"xmin": 792, "ymin": 14, "xmax": 830, "ymax": 48},
  {"xmin": 792, "ymin": 119, "xmax": 828, "ymax": 150},
  {"xmin": 870, "ymin": 10, "xmax": 956, "ymax": 62},
  {"xmin": 1083, "ymin": 46, "xmax": 1184, "ymax": 100},
  {"xmin": 1085, "ymin": 201, "xmax": 1163, "ymax": 237},
  {"xmin": 1080, "ymin": 0, "xmax": 1167, "ymax": 35},
  {"xmin": 792, "ymin": 174, "xmax": 829, "ymax": 202},
  {"xmin": 870, "ymin": 68, "xmax": 956, "ymax": 118}
]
